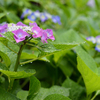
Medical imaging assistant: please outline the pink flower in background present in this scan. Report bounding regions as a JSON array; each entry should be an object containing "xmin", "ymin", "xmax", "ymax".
[
  {"xmin": 29, "ymin": 22, "xmax": 38, "ymax": 27},
  {"xmin": 0, "ymin": 23, "xmax": 8, "ymax": 33},
  {"xmin": 16, "ymin": 22, "xmax": 27, "ymax": 26},
  {"xmin": 41, "ymin": 29, "xmax": 48, "ymax": 43},
  {"xmin": 45, "ymin": 29, "xmax": 55, "ymax": 40},
  {"xmin": 32, "ymin": 26, "xmax": 41, "ymax": 38},
  {"xmin": 12, "ymin": 28, "xmax": 29, "ymax": 43}
]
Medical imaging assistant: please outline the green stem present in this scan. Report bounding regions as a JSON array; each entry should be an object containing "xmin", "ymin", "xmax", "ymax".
[
  {"xmin": 91, "ymin": 94, "xmax": 97, "ymax": 100},
  {"xmin": 7, "ymin": 78, "xmax": 14, "ymax": 92},
  {"xmin": 14, "ymin": 43, "xmax": 25, "ymax": 72},
  {"xmin": 87, "ymin": 94, "xmax": 92, "ymax": 100}
]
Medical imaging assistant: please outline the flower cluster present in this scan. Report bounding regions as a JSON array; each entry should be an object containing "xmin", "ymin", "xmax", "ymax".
[
  {"xmin": 21, "ymin": 9, "xmax": 61, "ymax": 25},
  {"xmin": 0, "ymin": 22, "xmax": 55, "ymax": 43},
  {"xmin": 86, "ymin": 36, "xmax": 100, "ymax": 52},
  {"xmin": 87, "ymin": 0, "xmax": 95, "ymax": 7}
]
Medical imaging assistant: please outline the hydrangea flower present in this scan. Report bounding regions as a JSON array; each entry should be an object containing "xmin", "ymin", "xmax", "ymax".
[
  {"xmin": 45, "ymin": 29, "xmax": 55, "ymax": 40},
  {"xmin": 95, "ymin": 44, "xmax": 100, "ymax": 52},
  {"xmin": 12, "ymin": 28, "xmax": 29, "ymax": 43},
  {"xmin": 34, "ymin": 10, "xmax": 40, "ymax": 17},
  {"xmin": 0, "ymin": 34, "xmax": 2, "ymax": 37},
  {"xmin": 52, "ymin": 15, "xmax": 61, "ymax": 25},
  {"xmin": 95, "ymin": 35, "xmax": 100, "ymax": 44},
  {"xmin": 0, "ymin": 22, "xmax": 55, "ymax": 44},
  {"xmin": 40, "ymin": 13, "xmax": 48, "ymax": 22},
  {"xmin": 0, "ymin": 23, "xmax": 8, "ymax": 34},
  {"xmin": 16, "ymin": 22, "xmax": 27, "ymax": 26},
  {"xmin": 27, "ymin": 13, "xmax": 37, "ymax": 21},
  {"xmin": 21, "ymin": 9, "xmax": 32, "ymax": 19},
  {"xmin": 87, "ymin": 0, "xmax": 95, "ymax": 7},
  {"xmin": 21, "ymin": 9, "xmax": 61, "ymax": 25},
  {"xmin": 86, "ymin": 36, "xmax": 100, "ymax": 52},
  {"xmin": 86, "ymin": 36, "xmax": 96, "ymax": 44},
  {"xmin": 32, "ymin": 26, "xmax": 41, "ymax": 38},
  {"xmin": 29, "ymin": 22, "xmax": 38, "ymax": 27},
  {"xmin": 40, "ymin": 29, "xmax": 48, "ymax": 43}
]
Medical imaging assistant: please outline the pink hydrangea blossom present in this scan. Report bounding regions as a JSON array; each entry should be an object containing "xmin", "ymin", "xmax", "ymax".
[
  {"xmin": 0, "ymin": 23, "xmax": 8, "ymax": 33},
  {"xmin": 12, "ymin": 28, "xmax": 29, "ymax": 43},
  {"xmin": 45, "ymin": 29, "xmax": 55, "ymax": 40},
  {"xmin": 0, "ymin": 34, "xmax": 2, "ymax": 37},
  {"xmin": 0, "ymin": 21, "xmax": 55, "ymax": 43},
  {"xmin": 29, "ymin": 22, "xmax": 38, "ymax": 27},
  {"xmin": 40, "ymin": 29, "xmax": 48, "ymax": 43},
  {"xmin": 16, "ymin": 22, "xmax": 27, "ymax": 26},
  {"xmin": 32, "ymin": 26, "xmax": 42, "ymax": 38}
]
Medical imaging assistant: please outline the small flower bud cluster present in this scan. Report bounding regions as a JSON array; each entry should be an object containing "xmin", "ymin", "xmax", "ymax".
[
  {"xmin": 21, "ymin": 9, "xmax": 61, "ymax": 25},
  {"xmin": 0, "ymin": 22, "xmax": 55, "ymax": 43},
  {"xmin": 86, "ymin": 36, "xmax": 100, "ymax": 52}
]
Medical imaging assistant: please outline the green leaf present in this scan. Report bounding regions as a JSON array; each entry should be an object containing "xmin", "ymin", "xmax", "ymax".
[
  {"xmin": 10, "ymin": 80, "xmax": 21, "ymax": 95},
  {"xmin": 6, "ymin": 12, "xmax": 21, "ymax": 23},
  {"xmin": 0, "ymin": 69, "xmax": 36, "ymax": 79},
  {"xmin": 62, "ymin": 78, "xmax": 85, "ymax": 100},
  {"xmin": 0, "ymin": 13, "xmax": 6, "ymax": 19},
  {"xmin": 27, "ymin": 76, "xmax": 41, "ymax": 100},
  {"xmin": 74, "ymin": 0, "xmax": 88, "ymax": 8},
  {"xmin": 0, "ymin": 87, "xmax": 20, "ymax": 100},
  {"xmin": 17, "ymin": 90, "xmax": 28, "ymax": 100},
  {"xmin": 36, "ymin": 41, "xmax": 59, "ymax": 53},
  {"xmin": 21, "ymin": 52, "xmax": 37, "ymax": 60},
  {"xmin": 54, "ymin": 29, "xmax": 84, "ymax": 44},
  {"xmin": 44, "ymin": 94, "xmax": 71, "ymax": 100},
  {"xmin": 56, "ymin": 50, "xmax": 75, "ymax": 77},
  {"xmin": 75, "ymin": 46, "xmax": 100, "ymax": 95},
  {"xmin": 20, "ymin": 29, "xmax": 85, "ymax": 65},
  {"xmin": 34, "ymin": 86, "xmax": 69, "ymax": 100},
  {"xmin": 0, "ymin": 51, "xmax": 11, "ymax": 67},
  {"xmin": 0, "ymin": 62, "xmax": 8, "ymax": 70},
  {"xmin": 0, "ymin": 38, "xmax": 19, "ymax": 70},
  {"xmin": 1, "ymin": 32, "xmax": 16, "ymax": 43}
]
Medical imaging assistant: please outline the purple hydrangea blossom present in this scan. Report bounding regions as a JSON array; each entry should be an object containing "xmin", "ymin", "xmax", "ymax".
[
  {"xmin": 45, "ymin": 29, "xmax": 55, "ymax": 40},
  {"xmin": 86, "ymin": 36, "xmax": 100, "ymax": 52},
  {"xmin": 95, "ymin": 35, "xmax": 100, "ymax": 44},
  {"xmin": 0, "ymin": 23, "xmax": 8, "ymax": 34},
  {"xmin": 95, "ymin": 44, "xmax": 100, "ymax": 52},
  {"xmin": 87, "ymin": 0, "xmax": 95, "ymax": 7},
  {"xmin": 12, "ymin": 28, "xmax": 29, "ymax": 43},
  {"xmin": 21, "ymin": 9, "xmax": 32, "ymax": 19},
  {"xmin": 21, "ymin": 9, "xmax": 61, "ymax": 25},
  {"xmin": 45, "ymin": 12, "xmax": 52, "ymax": 19},
  {"xmin": 32, "ymin": 26, "xmax": 41, "ymax": 38},
  {"xmin": 28, "ymin": 13, "xmax": 37, "ymax": 21},
  {"xmin": 52, "ymin": 15, "xmax": 61, "ymax": 25},
  {"xmin": 40, "ymin": 13, "xmax": 48, "ymax": 22},
  {"xmin": 86, "ymin": 36, "xmax": 96, "ymax": 44},
  {"xmin": 34, "ymin": 10, "xmax": 40, "ymax": 17}
]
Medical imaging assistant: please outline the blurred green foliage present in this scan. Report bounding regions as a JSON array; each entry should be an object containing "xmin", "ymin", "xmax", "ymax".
[{"xmin": 1, "ymin": 0, "xmax": 100, "ymax": 100}]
